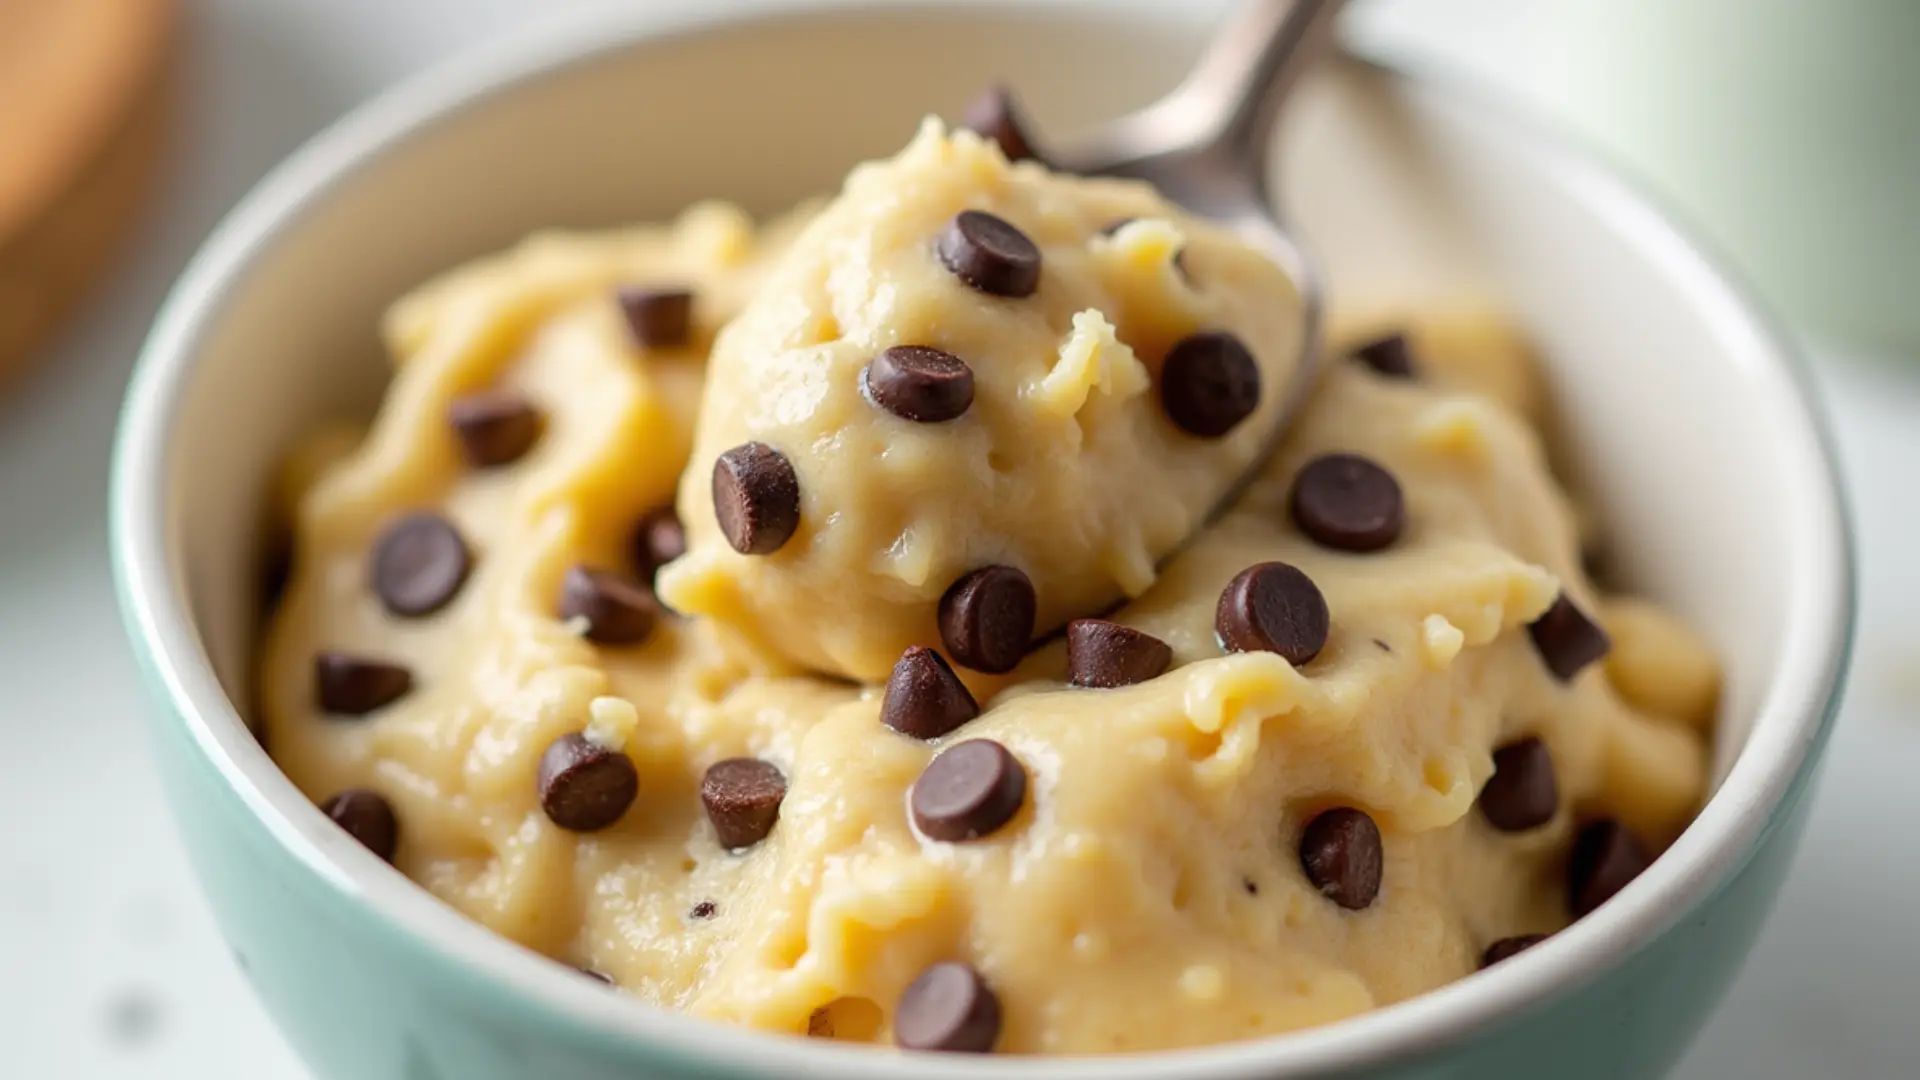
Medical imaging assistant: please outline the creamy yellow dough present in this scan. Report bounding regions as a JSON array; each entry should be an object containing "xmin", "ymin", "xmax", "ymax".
[
  {"xmin": 661, "ymin": 120, "xmax": 1303, "ymax": 681},
  {"xmin": 261, "ymin": 125, "xmax": 1718, "ymax": 1055}
]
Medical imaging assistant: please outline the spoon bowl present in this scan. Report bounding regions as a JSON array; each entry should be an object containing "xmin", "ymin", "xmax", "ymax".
[{"xmin": 1053, "ymin": 0, "xmax": 1347, "ymax": 541}]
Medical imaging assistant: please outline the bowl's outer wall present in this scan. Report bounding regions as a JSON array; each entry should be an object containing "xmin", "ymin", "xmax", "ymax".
[
  {"xmin": 136, "ymin": 654, "xmax": 1828, "ymax": 1080},
  {"xmin": 113, "ymin": 4, "xmax": 1851, "ymax": 1080}
]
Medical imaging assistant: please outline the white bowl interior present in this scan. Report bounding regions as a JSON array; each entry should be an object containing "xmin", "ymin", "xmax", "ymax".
[{"xmin": 123, "ymin": 3, "xmax": 1847, "ymax": 1076}]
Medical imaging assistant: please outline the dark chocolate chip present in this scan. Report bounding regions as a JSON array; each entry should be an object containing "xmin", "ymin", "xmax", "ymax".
[
  {"xmin": 1159, "ymin": 331, "xmax": 1261, "ymax": 438},
  {"xmin": 864, "ymin": 345, "xmax": 975, "ymax": 423},
  {"xmin": 630, "ymin": 507, "xmax": 686, "ymax": 584},
  {"xmin": 938, "ymin": 566, "xmax": 1036, "ymax": 674},
  {"xmin": 1289, "ymin": 453, "xmax": 1405, "ymax": 553},
  {"xmin": 557, "ymin": 565, "xmax": 658, "ymax": 645},
  {"xmin": 1567, "ymin": 818, "xmax": 1649, "ymax": 917},
  {"xmin": 1299, "ymin": 807, "xmax": 1383, "ymax": 910},
  {"xmin": 959, "ymin": 85, "xmax": 1043, "ymax": 165},
  {"xmin": 895, "ymin": 961, "xmax": 1001, "ymax": 1053},
  {"xmin": 537, "ymin": 733, "xmax": 639, "ymax": 833},
  {"xmin": 1352, "ymin": 333, "xmax": 1416, "ymax": 379},
  {"xmin": 616, "ymin": 286, "xmax": 694, "ymax": 349},
  {"xmin": 578, "ymin": 968, "xmax": 616, "ymax": 986},
  {"xmin": 700, "ymin": 758, "xmax": 787, "ymax": 850},
  {"xmin": 1242, "ymin": 877, "xmax": 1259, "ymax": 896},
  {"xmin": 1527, "ymin": 592, "xmax": 1611, "ymax": 682},
  {"xmin": 712, "ymin": 442, "xmax": 800, "ymax": 555},
  {"xmin": 1066, "ymin": 619, "xmax": 1173, "ymax": 688},
  {"xmin": 911, "ymin": 740, "xmax": 1026, "ymax": 843},
  {"xmin": 689, "ymin": 900, "xmax": 717, "ymax": 920},
  {"xmin": 370, "ymin": 512, "xmax": 471, "ymax": 617},
  {"xmin": 320, "ymin": 789, "xmax": 398, "ymax": 863},
  {"xmin": 937, "ymin": 210, "xmax": 1041, "ymax": 298},
  {"xmin": 313, "ymin": 652, "xmax": 412, "ymax": 716},
  {"xmin": 1480, "ymin": 934, "xmax": 1549, "ymax": 969},
  {"xmin": 881, "ymin": 647, "xmax": 980, "ymax": 740},
  {"xmin": 1216, "ymin": 562, "xmax": 1330, "ymax": 666},
  {"xmin": 807, "ymin": 1007, "xmax": 836, "ymax": 1039},
  {"xmin": 1479, "ymin": 737, "xmax": 1559, "ymax": 832},
  {"xmin": 447, "ymin": 390, "xmax": 543, "ymax": 468}
]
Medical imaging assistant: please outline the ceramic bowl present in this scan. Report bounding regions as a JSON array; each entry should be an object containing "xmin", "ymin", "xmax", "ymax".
[{"xmin": 110, "ymin": 2, "xmax": 1853, "ymax": 1078}]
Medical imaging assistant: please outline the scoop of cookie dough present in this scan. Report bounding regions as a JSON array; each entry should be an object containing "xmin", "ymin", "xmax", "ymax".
[
  {"xmin": 660, "ymin": 119, "xmax": 1304, "ymax": 681},
  {"xmin": 261, "ymin": 214, "xmax": 1715, "ymax": 1050},
  {"xmin": 258, "ymin": 121, "xmax": 1719, "ymax": 1055}
]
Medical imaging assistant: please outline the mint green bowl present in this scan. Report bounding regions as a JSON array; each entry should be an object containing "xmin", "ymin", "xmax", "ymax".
[{"xmin": 109, "ymin": 2, "xmax": 1853, "ymax": 1077}]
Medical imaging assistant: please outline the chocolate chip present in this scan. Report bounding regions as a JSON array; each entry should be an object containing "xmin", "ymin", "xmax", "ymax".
[
  {"xmin": 447, "ymin": 390, "xmax": 543, "ymax": 468},
  {"xmin": 320, "ymin": 789, "xmax": 398, "ymax": 863},
  {"xmin": 537, "ymin": 733, "xmax": 639, "ymax": 832},
  {"xmin": 959, "ymin": 85, "xmax": 1042, "ymax": 165},
  {"xmin": 864, "ymin": 346, "xmax": 975, "ymax": 423},
  {"xmin": 807, "ymin": 1007, "xmax": 835, "ymax": 1039},
  {"xmin": 1527, "ymin": 592, "xmax": 1611, "ymax": 682},
  {"xmin": 700, "ymin": 758, "xmax": 787, "ymax": 850},
  {"xmin": 1480, "ymin": 934, "xmax": 1549, "ymax": 968},
  {"xmin": 1067, "ymin": 619, "xmax": 1172, "ymax": 688},
  {"xmin": 630, "ymin": 507, "xmax": 686, "ymax": 584},
  {"xmin": 1479, "ymin": 737, "xmax": 1558, "ymax": 832},
  {"xmin": 1159, "ymin": 331, "xmax": 1261, "ymax": 438},
  {"xmin": 881, "ymin": 647, "xmax": 980, "ymax": 740},
  {"xmin": 1299, "ymin": 807, "xmax": 1383, "ymax": 910},
  {"xmin": 1216, "ymin": 562, "xmax": 1330, "ymax": 666},
  {"xmin": 370, "ymin": 512, "xmax": 471, "ymax": 617},
  {"xmin": 557, "ymin": 565, "xmax": 658, "ymax": 645},
  {"xmin": 1289, "ymin": 453, "xmax": 1405, "ymax": 552},
  {"xmin": 313, "ymin": 652, "xmax": 412, "ymax": 716},
  {"xmin": 1353, "ymin": 333, "xmax": 1416, "ymax": 378},
  {"xmin": 911, "ymin": 740, "xmax": 1026, "ymax": 843},
  {"xmin": 1567, "ymin": 818, "xmax": 1649, "ymax": 917},
  {"xmin": 578, "ymin": 968, "xmax": 616, "ymax": 986},
  {"xmin": 895, "ymin": 961, "xmax": 1001, "ymax": 1053},
  {"xmin": 616, "ymin": 286, "xmax": 693, "ymax": 349},
  {"xmin": 937, "ymin": 210, "xmax": 1040, "ymax": 298},
  {"xmin": 1242, "ymin": 877, "xmax": 1259, "ymax": 896},
  {"xmin": 712, "ymin": 442, "xmax": 800, "ymax": 555},
  {"xmin": 938, "ymin": 566, "xmax": 1036, "ymax": 674},
  {"xmin": 689, "ymin": 900, "xmax": 716, "ymax": 920}
]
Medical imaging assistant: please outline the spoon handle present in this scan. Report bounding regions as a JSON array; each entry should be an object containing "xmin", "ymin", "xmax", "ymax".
[{"xmin": 1177, "ymin": 0, "xmax": 1349, "ymax": 166}]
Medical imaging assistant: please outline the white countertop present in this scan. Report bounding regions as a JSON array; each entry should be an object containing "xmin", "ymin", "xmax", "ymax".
[{"xmin": 3, "ymin": 1, "xmax": 1915, "ymax": 1076}]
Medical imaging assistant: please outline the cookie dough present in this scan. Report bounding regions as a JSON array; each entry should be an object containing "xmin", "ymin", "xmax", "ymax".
[
  {"xmin": 659, "ymin": 119, "xmax": 1304, "ymax": 681},
  {"xmin": 261, "ymin": 124, "xmax": 1717, "ymax": 1056}
]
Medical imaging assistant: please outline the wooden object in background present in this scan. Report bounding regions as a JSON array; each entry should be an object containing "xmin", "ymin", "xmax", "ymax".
[{"xmin": 0, "ymin": 0, "xmax": 175, "ymax": 392}]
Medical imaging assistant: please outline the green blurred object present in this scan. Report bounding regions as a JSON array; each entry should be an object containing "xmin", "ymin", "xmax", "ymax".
[
  {"xmin": 1359, "ymin": 0, "xmax": 1920, "ymax": 355},
  {"xmin": 1561, "ymin": 0, "xmax": 1920, "ymax": 355}
]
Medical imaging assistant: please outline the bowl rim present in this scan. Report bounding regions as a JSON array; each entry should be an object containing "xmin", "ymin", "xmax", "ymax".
[{"xmin": 109, "ymin": 0, "xmax": 1856, "ymax": 1076}]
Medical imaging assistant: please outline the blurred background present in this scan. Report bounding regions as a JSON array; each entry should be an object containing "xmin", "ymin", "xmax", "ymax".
[{"xmin": 1, "ymin": 0, "xmax": 1914, "ymax": 1076}]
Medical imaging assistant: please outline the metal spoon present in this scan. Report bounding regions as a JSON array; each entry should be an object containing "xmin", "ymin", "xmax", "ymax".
[{"xmin": 1052, "ymin": 0, "xmax": 1348, "ymax": 535}]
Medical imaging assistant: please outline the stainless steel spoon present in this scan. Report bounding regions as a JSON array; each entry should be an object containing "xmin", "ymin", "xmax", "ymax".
[{"xmin": 1052, "ymin": 0, "xmax": 1348, "ymax": 534}]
